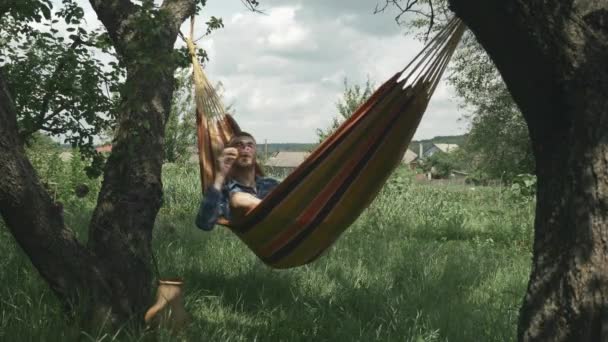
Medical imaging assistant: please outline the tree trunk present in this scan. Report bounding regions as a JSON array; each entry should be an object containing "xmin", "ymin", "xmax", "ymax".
[
  {"xmin": 84, "ymin": 0, "xmax": 197, "ymax": 323},
  {"xmin": 449, "ymin": 0, "xmax": 608, "ymax": 340},
  {"xmin": 87, "ymin": 52, "xmax": 177, "ymax": 322},
  {"xmin": 0, "ymin": 0, "xmax": 197, "ymax": 328},
  {"xmin": 0, "ymin": 71, "xmax": 114, "ymax": 321}
]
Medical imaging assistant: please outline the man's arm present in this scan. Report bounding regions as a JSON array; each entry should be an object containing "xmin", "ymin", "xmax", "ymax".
[
  {"xmin": 195, "ymin": 147, "xmax": 237, "ymax": 231},
  {"xmin": 195, "ymin": 187, "xmax": 223, "ymax": 231}
]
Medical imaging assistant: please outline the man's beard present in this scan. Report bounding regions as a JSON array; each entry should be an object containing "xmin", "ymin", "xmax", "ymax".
[{"xmin": 233, "ymin": 157, "xmax": 255, "ymax": 169}]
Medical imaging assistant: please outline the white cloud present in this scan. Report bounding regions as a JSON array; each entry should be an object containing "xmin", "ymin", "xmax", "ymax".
[
  {"xmin": 258, "ymin": 7, "xmax": 316, "ymax": 51},
  {"xmin": 188, "ymin": 1, "xmax": 468, "ymax": 142},
  {"xmin": 67, "ymin": 0, "xmax": 468, "ymax": 143}
]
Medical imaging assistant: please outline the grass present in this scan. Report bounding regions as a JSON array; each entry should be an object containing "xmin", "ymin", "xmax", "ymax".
[{"xmin": 0, "ymin": 162, "xmax": 534, "ymax": 341}]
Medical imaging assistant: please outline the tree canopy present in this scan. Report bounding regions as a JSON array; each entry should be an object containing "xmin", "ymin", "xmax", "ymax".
[
  {"xmin": 316, "ymin": 78, "xmax": 374, "ymax": 143},
  {"xmin": 379, "ymin": 0, "xmax": 535, "ymax": 182},
  {"xmin": 1, "ymin": 0, "xmax": 123, "ymax": 176},
  {"xmin": 0, "ymin": 0, "xmax": 228, "ymax": 176},
  {"xmin": 448, "ymin": 31, "xmax": 534, "ymax": 181}
]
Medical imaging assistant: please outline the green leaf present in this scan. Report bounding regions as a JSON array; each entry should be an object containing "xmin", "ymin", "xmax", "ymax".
[{"xmin": 40, "ymin": 5, "xmax": 51, "ymax": 20}]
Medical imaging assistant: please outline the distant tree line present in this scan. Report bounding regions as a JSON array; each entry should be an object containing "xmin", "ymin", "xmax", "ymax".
[{"xmin": 317, "ymin": 72, "xmax": 534, "ymax": 185}]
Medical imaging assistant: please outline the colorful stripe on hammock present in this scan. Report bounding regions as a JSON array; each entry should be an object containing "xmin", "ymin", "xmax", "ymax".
[
  {"xmin": 232, "ymin": 71, "xmax": 404, "ymax": 232},
  {"xmin": 191, "ymin": 19, "xmax": 466, "ymax": 268},
  {"xmin": 261, "ymin": 85, "xmax": 415, "ymax": 263},
  {"xmin": 231, "ymin": 81, "xmax": 430, "ymax": 268}
]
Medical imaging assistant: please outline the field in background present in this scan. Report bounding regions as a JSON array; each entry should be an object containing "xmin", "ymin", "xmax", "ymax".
[{"xmin": 0, "ymin": 157, "xmax": 534, "ymax": 341}]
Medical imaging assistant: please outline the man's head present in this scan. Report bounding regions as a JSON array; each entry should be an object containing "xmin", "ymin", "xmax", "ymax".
[{"xmin": 228, "ymin": 132, "xmax": 257, "ymax": 168}]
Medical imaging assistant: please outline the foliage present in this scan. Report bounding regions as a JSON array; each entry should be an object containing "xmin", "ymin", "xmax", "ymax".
[
  {"xmin": 449, "ymin": 33, "xmax": 535, "ymax": 182},
  {"xmin": 1, "ymin": 0, "xmax": 228, "ymax": 176},
  {"xmin": 1, "ymin": 0, "xmax": 123, "ymax": 177},
  {"xmin": 422, "ymin": 149, "xmax": 466, "ymax": 178},
  {"xmin": 26, "ymin": 131, "xmax": 59, "ymax": 150},
  {"xmin": 0, "ymin": 0, "xmax": 52, "ymax": 26},
  {"xmin": 0, "ymin": 0, "xmax": 265, "ymax": 330},
  {"xmin": 0, "ymin": 163, "xmax": 534, "ymax": 341},
  {"xmin": 317, "ymin": 78, "xmax": 374, "ymax": 142},
  {"xmin": 509, "ymin": 174, "xmax": 537, "ymax": 197},
  {"xmin": 164, "ymin": 68, "xmax": 196, "ymax": 163},
  {"xmin": 25, "ymin": 135, "xmax": 101, "ymax": 210},
  {"xmin": 381, "ymin": 0, "xmax": 535, "ymax": 183}
]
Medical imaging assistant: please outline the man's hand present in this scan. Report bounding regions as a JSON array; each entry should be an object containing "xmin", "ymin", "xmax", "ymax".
[
  {"xmin": 213, "ymin": 147, "xmax": 237, "ymax": 189},
  {"xmin": 218, "ymin": 147, "xmax": 238, "ymax": 176}
]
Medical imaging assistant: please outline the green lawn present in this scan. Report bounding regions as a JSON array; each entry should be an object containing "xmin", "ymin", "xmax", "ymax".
[{"xmin": 0, "ymin": 163, "xmax": 534, "ymax": 341}]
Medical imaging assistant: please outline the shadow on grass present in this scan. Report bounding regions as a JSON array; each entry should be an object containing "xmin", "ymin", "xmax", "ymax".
[
  {"xmin": 174, "ymin": 234, "xmax": 526, "ymax": 342},
  {"xmin": 0, "ymin": 208, "xmax": 527, "ymax": 341}
]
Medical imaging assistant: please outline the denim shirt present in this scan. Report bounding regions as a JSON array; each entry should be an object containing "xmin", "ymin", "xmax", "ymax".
[{"xmin": 195, "ymin": 176, "xmax": 279, "ymax": 231}]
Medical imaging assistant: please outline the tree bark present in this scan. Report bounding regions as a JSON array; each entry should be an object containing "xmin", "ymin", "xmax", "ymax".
[
  {"xmin": 85, "ymin": 0, "xmax": 196, "ymax": 322},
  {"xmin": 449, "ymin": 0, "xmax": 608, "ymax": 340},
  {"xmin": 0, "ymin": 0, "xmax": 197, "ymax": 328},
  {"xmin": 0, "ymin": 72, "xmax": 113, "ymax": 320}
]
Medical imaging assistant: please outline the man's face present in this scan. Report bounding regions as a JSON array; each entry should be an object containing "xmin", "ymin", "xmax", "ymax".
[{"xmin": 231, "ymin": 136, "xmax": 256, "ymax": 168}]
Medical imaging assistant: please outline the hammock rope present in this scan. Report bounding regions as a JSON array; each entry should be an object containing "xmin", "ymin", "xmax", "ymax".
[{"xmin": 188, "ymin": 18, "xmax": 466, "ymax": 268}]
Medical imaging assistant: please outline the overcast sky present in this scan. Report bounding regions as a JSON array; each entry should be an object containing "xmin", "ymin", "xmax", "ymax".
[{"xmin": 80, "ymin": 0, "xmax": 469, "ymax": 143}]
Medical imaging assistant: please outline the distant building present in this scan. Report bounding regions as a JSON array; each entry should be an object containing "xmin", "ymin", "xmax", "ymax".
[
  {"xmin": 423, "ymin": 143, "xmax": 459, "ymax": 157},
  {"xmin": 96, "ymin": 144, "xmax": 112, "ymax": 153},
  {"xmin": 264, "ymin": 151, "xmax": 310, "ymax": 177},
  {"xmin": 401, "ymin": 149, "xmax": 418, "ymax": 170}
]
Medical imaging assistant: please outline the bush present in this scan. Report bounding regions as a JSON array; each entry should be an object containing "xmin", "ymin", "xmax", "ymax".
[
  {"xmin": 422, "ymin": 151, "xmax": 466, "ymax": 179},
  {"xmin": 510, "ymin": 174, "xmax": 537, "ymax": 197},
  {"xmin": 26, "ymin": 142, "xmax": 101, "ymax": 210}
]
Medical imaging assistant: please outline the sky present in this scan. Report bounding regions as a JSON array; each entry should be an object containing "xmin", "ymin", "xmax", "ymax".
[{"xmin": 78, "ymin": 0, "xmax": 469, "ymax": 143}]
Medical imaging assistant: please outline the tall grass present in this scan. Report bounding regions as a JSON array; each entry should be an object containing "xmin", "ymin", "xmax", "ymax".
[{"xmin": 0, "ymin": 160, "xmax": 534, "ymax": 341}]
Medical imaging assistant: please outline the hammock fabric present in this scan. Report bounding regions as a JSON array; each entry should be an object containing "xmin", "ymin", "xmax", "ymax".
[{"xmin": 187, "ymin": 19, "xmax": 466, "ymax": 269}]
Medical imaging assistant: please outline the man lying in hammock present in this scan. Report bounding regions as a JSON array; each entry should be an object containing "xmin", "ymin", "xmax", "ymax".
[{"xmin": 195, "ymin": 132, "xmax": 280, "ymax": 231}]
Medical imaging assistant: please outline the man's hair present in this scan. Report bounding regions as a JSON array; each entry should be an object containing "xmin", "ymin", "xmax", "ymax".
[{"xmin": 228, "ymin": 131, "xmax": 256, "ymax": 147}]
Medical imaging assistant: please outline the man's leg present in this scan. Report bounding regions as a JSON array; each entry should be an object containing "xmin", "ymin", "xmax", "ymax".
[{"xmin": 229, "ymin": 192, "xmax": 261, "ymax": 220}]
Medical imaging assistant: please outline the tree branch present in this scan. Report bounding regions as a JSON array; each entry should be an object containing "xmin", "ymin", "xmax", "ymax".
[
  {"xmin": 240, "ymin": 0, "xmax": 265, "ymax": 14},
  {"xmin": 32, "ymin": 39, "xmax": 84, "ymax": 137},
  {"xmin": 374, "ymin": 0, "xmax": 437, "ymax": 39},
  {"xmin": 37, "ymin": 103, "xmax": 70, "ymax": 134},
  {"xmin": 0, "ymin": 71, "xmax": 20, "ymax": 146},
  {"xmin": 88, "ymin": 0, "xmax": 137, "ymax": 42},
  {"xmin": 21, "ymin": 102, "xmax": 70, "ymax": 139},
  {"xmin": 374, "ymin": 0, "xmax": 422, "ymax": 23},
  {"xmin": 0, "ymin": 72, "xmax": 111, "ymax": 315},
  {"xmin": 160, "ymin": 0, "xmax": 197, "ymax": 33}
]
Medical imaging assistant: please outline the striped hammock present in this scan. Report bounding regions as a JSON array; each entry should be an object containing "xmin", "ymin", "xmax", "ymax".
[{"xmin": 187, "ymin": 18, "xmax": 466, "ymax": 269}]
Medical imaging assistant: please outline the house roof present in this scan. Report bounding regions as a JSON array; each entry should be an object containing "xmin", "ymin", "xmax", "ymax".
[
  {"xmin": 402, "ymin": 149, "xmax": 418, "ymax": 164},
  {"xmin": 95, "ymin": 144, "xmax": 112, "ymax": 153},
  {"xmin": 433, "ymin": 143, "xmax": 459, "ymax": 153},
  {"xmin": 265, "ymin": 151, "xmax": 310, "ymax": 168}
]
